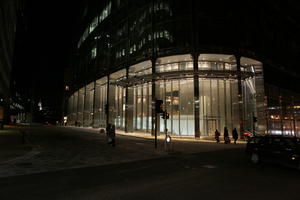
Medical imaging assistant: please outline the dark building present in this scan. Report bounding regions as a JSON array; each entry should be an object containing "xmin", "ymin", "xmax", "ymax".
[
  {"xmin": 65, "ymin": 0, "xmax": 300, "ymax": 138},
  {"xmin": 0, "ymin": 0, "xmax": 21, "ymax": 126}
]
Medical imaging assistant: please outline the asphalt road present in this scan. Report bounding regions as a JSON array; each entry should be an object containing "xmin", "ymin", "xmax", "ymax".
[
  {"xmin": 0, "ymin": 126, "xmax": 299, "ymax": 200},
  {"xmin": 0, "ymin": 125, "xmax": 241, "ymax": 177}
]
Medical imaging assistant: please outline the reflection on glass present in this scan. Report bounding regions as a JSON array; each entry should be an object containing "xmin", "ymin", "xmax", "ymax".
[
  {"xmin": 199, "ymin": 79, "xmax": 238, "ymax": 137},
  {"xmin": 94, "ymin": 77, "xmax": 107, "ymax": 128},
  {"xmin": 158, "ymin": 79, "xmax": 194, "ymax": 136},
  {"xmin": 133, "ymin": 83, "xmax": 152, "ymax": 132}
]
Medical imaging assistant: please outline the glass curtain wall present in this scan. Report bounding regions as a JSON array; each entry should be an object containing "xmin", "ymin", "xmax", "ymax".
[
  {"xmin": 241, "ymin": 57, "xmax": 265, "ymax": 134},
  {"xmin": 67, "ymin": 94, "xmax": 74, "ymax": 125},
  {"xmin": 198, "ymin": 54, "xmax": 239, "ymax": 137},
  {"xmin": 83, "ymin": 83, "xmax": 95, "ymax": 127},
  {"xmin": 77, "ymin": 87, "xmax": 85, "ymax": 126},
  {"xmin": 157, "ymin": 79, "xmax": 195, "ymax": 135},
  {"xmin": 156, "ymin": 54, "xmax": 194, "ymax": 73},
  {"xmin": 133, "ymin": 83, "xmax": 152, "ymax": 132},
  {"xmin": 129, "ymin": 61, "xmax": 152, "ymax": 132},
  {"xmin": 156, "ymin": 54, "xmax": 194, "ymax": 136},
  {"xmin": 109, "ymin": 69, "xmax": 126, "ymax": 130},
  {"xmin": 93, "ymin": 77, "xmax": 108, "ymax": 128},
  {"xmin": 199, "ymin": 79, "xmax": 239, "ymax": 136},
  {"xmin": 72, "ymin": 92, "xmax": 78, "ymax": 125}
]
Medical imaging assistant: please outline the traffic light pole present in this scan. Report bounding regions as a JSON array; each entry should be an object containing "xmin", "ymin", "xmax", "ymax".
[
  {"xmin": 155, "ymin": 111, "xmax": 158, "ymax": 149},
  {"xmin": 164, "ymin": 110, "xmax": 167, "ymax": 136},
  {"xmin": 154, "ymin": 99, "xmax": 163, "ymax": 149}
]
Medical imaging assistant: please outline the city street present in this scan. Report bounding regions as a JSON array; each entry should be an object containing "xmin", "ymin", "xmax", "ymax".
[
  {"xmin": 0, "ymin": 125, "xmax": 242, "ymax": 177},
  {"xmin": 0, "ymin": 126, "xmax": 299, "ymax": 200}
]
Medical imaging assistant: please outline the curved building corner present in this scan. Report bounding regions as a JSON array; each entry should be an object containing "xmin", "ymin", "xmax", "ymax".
[{"xmin": 64, "ymin": 0, "xmax": 300, "ymax": 138}]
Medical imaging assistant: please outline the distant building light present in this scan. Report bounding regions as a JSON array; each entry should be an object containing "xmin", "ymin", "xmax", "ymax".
[
  {"xmin": 63, "ymin": 116, "xmax": 67, "ymax": 123},
  {"xmin": 38, "ymin": 101, "xmax": 42, "ymax": 111}
]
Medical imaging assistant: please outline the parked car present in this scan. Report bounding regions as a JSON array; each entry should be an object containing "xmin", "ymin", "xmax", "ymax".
[{"xmin": 246, "ymin": 135, "xmax": 300, "ymax": 170}]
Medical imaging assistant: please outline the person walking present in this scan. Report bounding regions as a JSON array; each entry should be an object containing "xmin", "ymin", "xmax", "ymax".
[
  {"xmin": 232, "ymin": 128, "xmax": 238, "ymax": 144},
  {"xmin": 106, "ymin": 123, "xmax": 112, "ymax": 145},
  {"xmin": 224, "ymin": 127, "xmax": 230, "ymax": 144},
  {"xmin": 110, "ymin": 124, "xmax": 116, "ymax": 147},
  {"xmin": 215, "ymin": 129, "xmax": 220, "ymax": 143}
]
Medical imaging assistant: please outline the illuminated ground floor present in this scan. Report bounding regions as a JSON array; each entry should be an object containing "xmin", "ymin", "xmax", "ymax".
[{"xmin": 67, "ymin": 54, "xmax": 271, "ymax": 138}]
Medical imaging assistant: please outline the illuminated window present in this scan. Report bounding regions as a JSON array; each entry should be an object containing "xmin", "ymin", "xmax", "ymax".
[{"xmin": 78, "ymin": 2, "xmax": 112, "ymax": 49}]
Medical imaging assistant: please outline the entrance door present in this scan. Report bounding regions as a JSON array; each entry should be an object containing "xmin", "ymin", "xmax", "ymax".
[{"xmin": 207, "ymin": 119, "xmax": 218, "ymax": 136}]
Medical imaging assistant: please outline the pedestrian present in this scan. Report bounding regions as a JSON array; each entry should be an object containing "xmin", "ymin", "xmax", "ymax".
[
  {"xmin": 215, "ymin": 129, "xmax": 220, "ymax": 143},
  {"xmin": 232, "ymin": 128, "xmax": 238, "ymax": 144},
  {"xmin": 110, "ymin": 124, "xmax": 116, "ymax": 147},
  {"xmin": 75, "ymin": 120, "xmax": 78, "ymax": 127},
  {"xmin": 224, "ymin": 127, "xmax": 230, "ymax": 144},
  {"xmin": 106, "ymin": 123, "xmax": 112, "ymax": 145}
]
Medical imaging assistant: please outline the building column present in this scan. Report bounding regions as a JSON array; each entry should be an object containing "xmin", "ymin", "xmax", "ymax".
[
  {"xmin": 83, "ymin": 86, "xmax": 87, "ymax": 127},
  {"xmin": 193, "ymin": 53, "xmax": 200, "ymax": 138},
  {"xmin": 92, "ymin": 81, "xmax": 96, "ymax": 128},
  {"xmin": 76, "ymin": 91, "xmax": 79, "ymax": 125},
  {"xmin": 151, "ymin": 57, "xmax": 156, "ymax": 136},
  {"xmin": 236, "ymin": 54, "xmax": 244, "ymax": 138},
  {"xmin": 106, "ymin": 75, "xmax": 111, "ymax": 126},
  {"xmin": 125, "ymin": 67, "xmax": 134, "ymax": 132}
]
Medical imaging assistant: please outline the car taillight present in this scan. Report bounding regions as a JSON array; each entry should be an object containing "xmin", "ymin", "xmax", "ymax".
[{"xmin": 244, "ymin": 132, "xmax": 251, "ymax": 136}]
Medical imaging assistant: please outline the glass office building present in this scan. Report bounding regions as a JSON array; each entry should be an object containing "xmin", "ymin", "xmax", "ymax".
[
  {"xmin": 66, "ymin": 0, "xmax": 272, "ymax": 138},
  {"xmin": 67, "ymin": 54, "xmax": 266, "ymax": 137}
]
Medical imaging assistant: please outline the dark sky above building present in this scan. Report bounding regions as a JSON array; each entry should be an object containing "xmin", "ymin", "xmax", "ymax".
[
  {"xmin": 12, "ymin": 0, "xmax": 300, "ymax": 115},
  {"xmin": 13, "ymin": 0, "xmax": 85, "ymax": 110}
]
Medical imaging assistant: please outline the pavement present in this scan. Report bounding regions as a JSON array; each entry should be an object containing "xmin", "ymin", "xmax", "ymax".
[
  {"xmin": 0, "ymin": 126, "xmax": 35, "ymax": 164},
  {"xmin": 0, "ymin": 125, "xmax": 246, "ymax": 178}
]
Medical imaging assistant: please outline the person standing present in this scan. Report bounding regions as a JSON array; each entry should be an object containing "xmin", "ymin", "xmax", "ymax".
[
  {"xmin": 224, "ymin": 127, "xmax": 229, "ymax": 144},
  {"xmin": 232, "ymin": 128, "xmax": 238, "ymax": 144},
  {"xmin": 215, "ymin": 129, "xmax": 220, "ymax": 143}
]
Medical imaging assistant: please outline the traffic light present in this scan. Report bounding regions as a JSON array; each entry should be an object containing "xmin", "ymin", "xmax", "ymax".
[
  {"xmin": 155, "ymin": 100, "xmax": 164, "ymax": 113},
  {"xmin": 253, "ymin": 116, "xmax": 257, "ymax": 123}
]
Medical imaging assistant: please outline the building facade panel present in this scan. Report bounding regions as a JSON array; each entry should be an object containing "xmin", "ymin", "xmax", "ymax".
[{"xmin": 65, "ymin": 0, "xmax": 300, "ymax": 138}]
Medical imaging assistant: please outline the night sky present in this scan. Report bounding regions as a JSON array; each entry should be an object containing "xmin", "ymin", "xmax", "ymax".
[
  {"xmin": 11, "ymin": 0, "xmax": 300, "ymax": 120},
  {"xmin": 13, "ymin": 0, "xmax": 84, "ymax": 112}
]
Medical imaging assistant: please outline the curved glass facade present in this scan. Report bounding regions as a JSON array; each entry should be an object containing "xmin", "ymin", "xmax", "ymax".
[
  {"xmin": 67, "ymin": 54, "xmax": 265, "ymax": 138},
  {"xmin": 65, "ymin": 0, "xmax": 273, "ymax": 138}
]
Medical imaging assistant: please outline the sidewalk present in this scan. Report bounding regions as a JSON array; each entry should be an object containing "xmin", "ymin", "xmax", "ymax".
[
  {"xmin": 74, "ymin": 126, "xmax": 247, "ymax": 155},
  {"xmin": 0, "ymin": 126, "xmax": 33, "ymax": 164},
  {"xmin": 83, "ymin": 126, "xmax": 247, "ymax": 145},
  {"xmin": 0, "ymin": 125, "xmax": 246, "ymax": 178}
]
